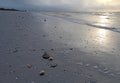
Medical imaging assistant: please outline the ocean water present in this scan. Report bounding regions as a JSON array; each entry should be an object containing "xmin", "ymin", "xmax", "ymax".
[{"xmin": 42, "ymin": 12, "xmax": 120, "ymax": 33}]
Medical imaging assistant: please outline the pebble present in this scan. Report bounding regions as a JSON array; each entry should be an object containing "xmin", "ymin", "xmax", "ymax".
[
  {"xmin": 50, "ymin": 63, "xmax": 58, "ymax": 68},
  {"xmin": 39, "ymin": 70, "xmax": 45, "ymax": 76},
  {"xmin": 49, "ymin": 57, "xmax": 54, "ymax": 61},
  {"xmin": 42, "ymin": 52, "xmax": 50, "ymax": 59},
  {"xmin": 27, "ymin": 64, "xmax": 33, "ymax": 69}
]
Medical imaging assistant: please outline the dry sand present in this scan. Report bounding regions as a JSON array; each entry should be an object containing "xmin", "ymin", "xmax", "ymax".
[{"xmin": 0, "ymin": 10, "xmax": 120, "ymax": 83}]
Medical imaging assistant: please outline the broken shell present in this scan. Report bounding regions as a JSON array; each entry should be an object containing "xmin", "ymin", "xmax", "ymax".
[
  {"xmin": 42, "ymin": 52, "xmax": 50, "ymax": 59},
  {"xmin": 27, "ymin": 64, "xmax": 32, "ymax": 69},
  {"xmin": 49, "ymin": 57, "xmax": 54, "ymax": 61},
  {"xmin": 50, "ymin": 63, "xmax": 58, "ymax": 68},
  {"xmin": 39, "ymin": 70, "xmax": 45, "ymax": 76}
]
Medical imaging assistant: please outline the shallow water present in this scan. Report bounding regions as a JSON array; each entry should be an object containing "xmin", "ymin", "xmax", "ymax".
[{"xmin": 40, "ymin": 12, "xmax": 120, "ymax": 33}]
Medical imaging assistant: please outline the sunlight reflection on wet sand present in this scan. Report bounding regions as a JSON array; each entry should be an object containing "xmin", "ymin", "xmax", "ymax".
[
  {"xmin": 99, "ymin": 15, "xmax": 109, "ymax": 27},
  {"xmin": 92, "ymin": 14, "xmax": 113, "ymax": 46},
  {"xmin": 97, "ymin": 29, "xmax": 107, "ymax": 44}
]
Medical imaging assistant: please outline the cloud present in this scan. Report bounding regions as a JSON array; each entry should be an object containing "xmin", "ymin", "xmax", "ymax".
[{"xmin": 0, "ymin": 0, "xmax": 120, "ymax": 11}]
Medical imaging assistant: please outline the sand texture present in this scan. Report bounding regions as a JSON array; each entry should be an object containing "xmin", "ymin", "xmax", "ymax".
[{"xmin": 0, "ymin": 11, "xmax": 120, "ymax": 83}]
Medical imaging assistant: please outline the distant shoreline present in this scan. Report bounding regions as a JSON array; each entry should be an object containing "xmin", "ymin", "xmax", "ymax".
[
  {"xmin": 0, "ymin": 8, "xmax": 19, "ymax": 11},
  {"xmin": 0, "ymin": 8, "xmax": 27, "ymax": 12}
]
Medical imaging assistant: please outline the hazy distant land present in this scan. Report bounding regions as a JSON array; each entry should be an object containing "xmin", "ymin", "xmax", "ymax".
[{"xmin": 0, "ymin": 8, "xmax": 20, "ymax": 11}]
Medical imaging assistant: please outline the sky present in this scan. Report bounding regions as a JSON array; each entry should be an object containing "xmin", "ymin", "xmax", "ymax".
[{"xmin": 0, "ymin": 0, "xmax": 120, "ymax": 11}]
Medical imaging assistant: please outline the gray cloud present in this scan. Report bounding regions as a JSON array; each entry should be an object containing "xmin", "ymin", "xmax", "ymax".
[{"xmin": 0, "ymin": 0, "xmax": 120, "ymax": 11}]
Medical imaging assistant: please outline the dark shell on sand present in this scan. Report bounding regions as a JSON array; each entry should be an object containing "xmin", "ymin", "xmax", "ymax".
[
  {"xmin": 39, "ymin": 70, "xmax": 45, "ymax": 76},
  {"xmin": 42, "ymin": 52, "xmax": 50, "ymax": 59},
  {"xmin": 50, "ymin": 63, "xmax": 58, "ymax": 68}
]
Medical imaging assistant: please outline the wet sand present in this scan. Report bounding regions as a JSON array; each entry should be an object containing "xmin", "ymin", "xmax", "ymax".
[{"xmin": 0, "ymin": 11, "xmax": 120, "ymax": 83}]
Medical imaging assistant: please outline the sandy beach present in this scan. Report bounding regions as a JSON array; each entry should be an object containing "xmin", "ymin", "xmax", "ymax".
[{"xmin": 0, "ymin": 10, "xmax": 120, "ymax": 83}]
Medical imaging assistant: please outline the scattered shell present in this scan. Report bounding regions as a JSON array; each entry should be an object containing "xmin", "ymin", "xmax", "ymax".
[
  {"xmin": 50, "ymin": 63, "xmax": 58, "ymax": 68},
  {"xmin": 42, "ymin": 52, "xmax": 50, "ymax": 59},
  {"xmin": 27, "ymin": 64, "xmax": 33, "ymax": 69},
  {"xmin": 39, "ymin": 70, "xmax": 45, "ymax": 76},
  {"xmin": 49, "ymin": 57, "xmax": 54, "ymax": 61}
]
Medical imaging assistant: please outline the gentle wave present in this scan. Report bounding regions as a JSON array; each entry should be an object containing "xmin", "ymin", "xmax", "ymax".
[
  {"xmin": 86, "ymin": 23, "xmax": 120, "ymax": 33},
  {"xmin": 42, "ymin": 12, "xmax": 120, "ymax": 33}
]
